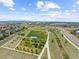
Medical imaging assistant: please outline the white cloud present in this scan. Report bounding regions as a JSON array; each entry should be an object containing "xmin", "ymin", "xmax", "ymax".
[
  {"xmin": 46, "ymin": 2, "xmax": 60, "ymax": 9},
  {"xmin": 0, "ymin": 0, "xmax": 15, "ymax": 7},
  {"xmin": 71, "ymin": 9, "xmax": 76, "ymax": 12},
  {"xmin": 0, "ymin": 0, "xmax": 15, "ymax": 10},
  {"xmin": 64, "ymin": 10, "xmax": 71, "ymax": 16},
  {"xmin": 9, "ymin": 7, "xmax": 15, "ymax": 11},
  {"xmin": 36, "ymin": 1, "xmax": 60, "ymax": 11},
  {"xmin": 39, "ymin": 11, "xmax": 61, "ymax": 18},
  {"xmin": 36, "ymin": 1, "xmax": 44, "ymax": 9},
  {"xmin": 65, "ymin": 12, "xmax": 71, "ymax": 16},
  {"xmin": 22, "ymin": 8, "xmax": 26, "ymax": 11},
  {"xmin": 72, "ymin": 5, "xmax": 76, "ymax": 7},
  {"xmin": 0, "ymin": 13, "xmax": 6, "ymax": 19},
  {"xmin": 65, "ymin": 10, "xmax": 69, "ymax": 12},
  {"xmin": 76, "ymin": 1, "xmax": 79, "ymax": 5}
]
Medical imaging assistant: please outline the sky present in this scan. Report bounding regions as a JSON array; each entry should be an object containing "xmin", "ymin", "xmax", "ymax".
[{"xmin": 0, "ymin": 0, "xmax": 79, "ymax": 22}]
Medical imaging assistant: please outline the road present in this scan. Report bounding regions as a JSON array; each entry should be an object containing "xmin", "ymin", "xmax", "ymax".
[{"xmin": 60, "ymin": 28, "xmax": 79, "ymax": 46}]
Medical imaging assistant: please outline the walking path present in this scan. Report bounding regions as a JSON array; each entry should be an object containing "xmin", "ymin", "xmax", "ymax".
[
  {"xmin": 46, "ymin": 32, "xmax": 51, "ymax": 59},
  {"xmin": 37, "ymin": 31, "xmax": 51, "ymax": 59}
]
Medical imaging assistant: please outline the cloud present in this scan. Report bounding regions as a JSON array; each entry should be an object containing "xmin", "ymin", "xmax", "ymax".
[
  {"xmin": 64, "ymin": 10, "xmax": 71, "ymax": 15},
  {"xmin": 65, "ymin": 10, "xmax": 69, "ymax": 12},
  {"xmin": 0, "ymin": 0, "xmax": 15, "ymax": 7},
  {"xmin": 0, "ymin": 13, "xmax": 5, "ymax": 19},
  {"xmin": 72, "ymin": 5, "xmax": 76, "ymax": 7},
  {"xmin": 71, "ymin": 9, "xmax": 76, "ymax": 12},
  {"xmin": 36, "ymin": 1, "xmax": 44, "ymax": 9},
  {"xmin": 39, "ymin": 11, "xmax": 61, "ymax": 18},
  {"xmin": 22, "ymin": 8, "xmax": 26, "ymax": 11},
  {"xmin": 76, "ymin": 0, "xmax": 79, "ymax": 5},
  {"xmin": 46, "ymin": 2, "xmax": 60, "ymax": 9},
  {"xmin": 36, "ymin": 1, "xmax": 60, "ymax": 11},
  {"xmin": 0, "ymin": 0, "xmax": 15, "ymax": 10},
  {"xmin": 9, "ymin": 7, "xmax": 15, "ymax": 11},
  {"xmin": 65, "ymin": 12, "xmax": 71, "ymax": 16}
]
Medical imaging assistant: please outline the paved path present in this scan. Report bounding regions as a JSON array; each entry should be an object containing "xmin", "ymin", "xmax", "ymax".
[
  {"xmin": 37, "ymin": 31, "xmax": 51, "ymax": 59},
  {"xmin": 46, "ymin": 32, "xmax": 51, "ymax": 59}
]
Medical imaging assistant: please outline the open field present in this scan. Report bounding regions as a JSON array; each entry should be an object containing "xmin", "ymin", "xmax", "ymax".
[
  {"xmin": 49, "ymin": 30, "xmax": 63, "ymax": 59},
  {"xmin": 57, "ymin": 29, "xmax": 79, "ymax": 59},
  {"xmin": 53, "ymin": 29, "xmax": 70, "ymax": 59},
  {"xmin": 0, "ymin": 48, "xmax": 37, "ymax": 59},
  {"xmin": 48, "ymin": 27, "xmax": 79, "ymax": 59},
  {"xmin": 53, "ymin": 28, "xmax": 79, "ymax": 59}
]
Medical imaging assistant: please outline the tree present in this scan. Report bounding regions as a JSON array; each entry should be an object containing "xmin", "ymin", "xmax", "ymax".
[{"xmin": 35, "ymin": 49, "xmax": 38, "ymax": 54}]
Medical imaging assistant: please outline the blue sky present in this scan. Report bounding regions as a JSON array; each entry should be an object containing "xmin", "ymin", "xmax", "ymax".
[{"xmin": 0, "ymin": 0, "xmax": 79, "ymax": 22}]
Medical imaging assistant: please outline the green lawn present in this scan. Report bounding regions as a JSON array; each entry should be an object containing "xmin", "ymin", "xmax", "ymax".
[{"xmin": 27, "ymin": 30, "xmax": 47, "ymax": 40}]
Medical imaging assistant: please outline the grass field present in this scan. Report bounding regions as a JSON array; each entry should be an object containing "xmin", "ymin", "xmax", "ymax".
[
  {"xmin": 49, "ymin": 31, "xmax": 63, "ymax": 59},
  {"xmin": 27, "ymin": 30, "xmax": 47, "ymax": 40},
  {"xmin": 53, "ymin": 28, "xmax": 79, "ymax": 59},
  {"xmin": 0, "ymin": 48, "xmax": 37, "ymax": 59},
  {"xmin": 57, "ymin": 29, "xmax": 79, "ymax": 59},
  {"xmin": 54, "ymin": 29, "xmax": 70, "ymax": 59}
]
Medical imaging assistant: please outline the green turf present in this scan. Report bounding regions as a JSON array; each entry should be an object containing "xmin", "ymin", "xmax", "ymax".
[{"xmin": 27, "ymin": 30, "xmax": 47, "ymax": 40}]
